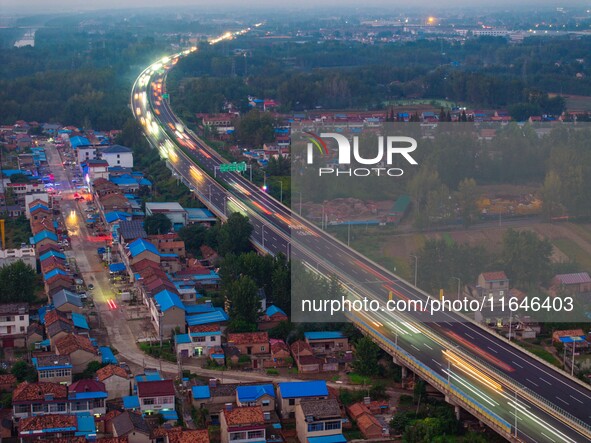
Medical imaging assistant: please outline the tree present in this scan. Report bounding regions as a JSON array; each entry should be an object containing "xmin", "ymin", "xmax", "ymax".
[
  {"xmin": 351, "ymin": 336, "xmax": 380, "ymax": 376},
  {"xmin": 217, "ymin": 213, "xmax": 253, "ymax": 256},
  {"xmin": 143, "ymin": 213, "xmax": 172, "ymax": 235},
  {"xmin": 11, "ymin": 361, "xmax": 37, "ymax": 383},
  {"xmin": 390, "ymin": 411, "xmax": 416, "ymax": 434},
  {"xmin": 178, "ymin": 224, "xmax": 206, "ymax": 256},
  {"xmin": 226, "ymin": 275, "xmax": 260, "ymax": 325},
  {"xmin": 76, "ymin": 361, "xmax": 106, "ymax": 381},
  {"xmin": 234, "ymin": 109, "xmax": 277, "ymax": 147},
  {"xmin": 456, "ymin": 178, "xmax": 478, "ymax": 228},
  {"xmin": 502, "ymin": 229, "xmax": 553, "ymax": 288},
  {"xmin": 9, "ymin": 173, "xmax": 31, "ymax": 183},
  {"xmin": 540, "ymin": 171, "xmax": 563, "ymax": 220},
  {"xmin": 0, "ymin": 260, "xmax": 37, "ymax": 303}
]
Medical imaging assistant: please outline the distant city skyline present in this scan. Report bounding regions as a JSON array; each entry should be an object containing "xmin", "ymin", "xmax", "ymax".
[{"xmin": 1, "ymin": 0, "xmax": 589, "ymax": 14}]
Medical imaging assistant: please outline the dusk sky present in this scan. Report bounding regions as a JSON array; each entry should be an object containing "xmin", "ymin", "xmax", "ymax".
[{"xmin": 1, "ymin": 0, "xmax": 587, "ymax": 13}]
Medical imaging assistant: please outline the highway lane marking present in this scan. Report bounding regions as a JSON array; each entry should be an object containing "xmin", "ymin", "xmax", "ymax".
[
  {"xmin": 569, "ymin": 395, "xmax": 584, "ymax": 404},
  {"xmin": 431, "ymin": 359, "xmax": 442, "ymax": 366},
  {"xmin": 555, "ymin": 396, "xmax": 569, "ymax": 406},
  {"xmin": 423, "ymin": 343, "xmax": 433, "ymax": 350},
  {"xmin": 458, "ymin": 322, "xmax": 591, "ymax": 401},
  {"xmin": 511, "ymin": 361, "xmax": 524, "ymax": 369},
  {"xmin": 526, "ymin": 378, "xmax": 539, "ymax": 387},
  {"xmin": 410, "ymin": 344, "xmax": 420, "ymax": 352},
  {"xmin": 487, "ymin": 346, "xmax": 498, "ymax": 353},
  {"xmin": 464, "ymin": 333, "xmax": 475, "ymax": 339},
  {"xmin": 539, "ymin": 378, "xmax": 552, "ymax": 385},
  {"xmin": 541, "ymin": 432, "xmax": 556, "ymax": 443}
]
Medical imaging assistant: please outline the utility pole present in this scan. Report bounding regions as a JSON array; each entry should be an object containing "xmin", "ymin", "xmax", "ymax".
[{"xmin": 410, "ymin": 255, "xmax": 418, "ymax": 287}]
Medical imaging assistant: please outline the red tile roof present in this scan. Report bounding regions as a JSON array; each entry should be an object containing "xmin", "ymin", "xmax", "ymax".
[
  {"xmin": 554, "ymin": 272, "xmax": 591, "ymax": 285},
  {"xmin": 19, "ymin": 414, "xmax": 77, "ymax": 433},
  {"xmin": 69, "ymin": 379, "xmax": 106, "ymax": 394},
  {"xmin": 137, "ymin": 379, "xmax": 175, "ymax": 398},
  {"xmin": 13, "ymin": 381, "xmax": 68, "ymax": 402},
  {"xmin": 0, "ymin": 374, "xmax": 16, "ymax": 386},
  {"xmin": 188, "ymin": 324, "xmax": 220, "ymax": 334},
  {"xmin": 227, "ymin": 332, "xmax": 268, "ymax": 346},
  {"xmin": 44, "ymin": 309, "xmax": 71, "ymax": 326},
  {"xmin": 55, "ymin": 333, "xmax": 97, "ymax": 356},
  {"xmin": 270, "ymin": 340, "xmax": 289, "ymax": 355},
  {"xmin": 167, "ymin": 430, "xmax": 210, "ymax": 443},
  {"xmin": 223, "ymin": 405, "xmax": 265, "ymax": 427},
  {"xmin": 481, "ymin": 271, "xmax": 508, "ymax": 281},
  {"xmin": 96, "ymin": 364, "xmax": 128, "ymax": 381}
]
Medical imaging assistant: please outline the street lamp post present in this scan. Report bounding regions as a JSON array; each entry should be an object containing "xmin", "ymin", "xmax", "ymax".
[
  {"xmin": 410, "ymin": 255, "xmax": 418, "ymax": 287},
  {"xmin": 347, "ymin": 223, "xmax": 351, "ymax": 246},
  {"xmin": 279, "ymin": 179, "xmax": 283, "ymax": 203},
  {"xmin": 451, "ymin": 277, "xmax": 461, "ymax": 300}
]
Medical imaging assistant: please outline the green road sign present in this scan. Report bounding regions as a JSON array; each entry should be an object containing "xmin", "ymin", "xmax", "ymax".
[
  {"xmin": 162, "ymin": 93, "xmax": 169, "ymax": 99},
  {"xmin": 220, "ymin": 162, "xmax": 247, "ymax": 173}
]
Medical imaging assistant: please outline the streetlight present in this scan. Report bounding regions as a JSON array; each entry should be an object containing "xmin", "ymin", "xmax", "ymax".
[
  {"xmin": 278, "ymin": 179, "xmax": 283, "ymax": 203},
  {"xmin": 450, "ymin": 277, "xmax": 461, "ymax": 300},
  {"xmin": 513, "ymin": 388, "xmax": 524, "ymax": 438},
  {"xmin": 410, "ymin": 255, "xmax": 418, "ymax": 287}
]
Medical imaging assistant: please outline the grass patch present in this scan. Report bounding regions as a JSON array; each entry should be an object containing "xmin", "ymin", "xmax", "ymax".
[
  {"xmin": 442, "ymin": 232, "xmax": 454, "ymax": 246},
  {"xmin": 516, "ymin": 340, "xmax": 562, "ymax": 368},
  {"xmin": 348, "ymin": 373, "xmax": 371, "ymax": 385},
  {"xmin": 138, "ymin": 341, "xmax": 177, "ymax": 363},
  {"xmin": 552, "ymin": 238, "xmax": 591, "ymax": 271},
  {"xmin": 266, "ymin": 369, "xmax": 279, "ymax": 375}
]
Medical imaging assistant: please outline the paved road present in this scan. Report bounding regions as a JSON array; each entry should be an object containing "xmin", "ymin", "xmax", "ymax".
[{"xmin": 129, "ymin": 50, "xmax": 591, "ymax": 443}]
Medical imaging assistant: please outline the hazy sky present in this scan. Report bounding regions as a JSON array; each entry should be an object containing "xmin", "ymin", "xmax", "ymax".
[{"xmin": 1, "ymin": 0, "xmax": 588, "ymax": 13}]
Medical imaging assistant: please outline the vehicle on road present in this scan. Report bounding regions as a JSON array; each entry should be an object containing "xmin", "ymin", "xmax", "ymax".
[{"xmin": 87, "ymin": 284, "xmax": 95, "ymax": 290}]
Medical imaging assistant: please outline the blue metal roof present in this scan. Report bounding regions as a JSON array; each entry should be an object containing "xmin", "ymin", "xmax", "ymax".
[
  {"xmin": 184, "ymin": 303, "xmax": 215, "ymax": 315},
  {"xmin": 135, "ymin": 373, "xmax": 162, "ymax": 382},
  {"xmin": 110, "ymin": 174, "xmax": 138, "ymax": 186},
  {"xmin": 139, "ymin": 178, "xmax": 152, "ymax": 186},
  {"xmin": 52, "ymin": 290, "xmax": 83, "ymax": 309},
  {"xmin": 70, "ymin": 136, "xmax": 90, "ymax": 148},
  {"xmin": 308, "ymin": 435, "xmax": 346, "ymax": 443},
  {"xmin": 175, "ymin": 333, "xmax": 191, "ymax": 344},
  {"xmin": 559, "ymin": 336, "xmax": 586, "ymax": 343},
  {"xmin": 154, "ymin": 290, "xmax": 185, "ymax": 312},
  {"xmin": 278, "ymin": 381, "xmax": 328, "ymax": 398},
  {"xmin": 75, "ymin": 413, "xmax": 96, "ymax": 437},
  {"xmin": 190, "ymin": 330, "xmax": 221, "ymax": 338},
  {"xmin": 191, "ymin": 385, "xmax": 211, "ymax": 400},
  {"xmin": 304, "ymin": 331, "xmax": 345, "ymax": 341},
  {"xmin": 33, "ymin": 230, "xmax": 58, "ymax": 243},
  {"xmin": 237, "ymin": 384, "xmax": 275, "ymax": 402},
  {"xmin": 71, "ymin": 313, "xmax": 89, "ymax": 329},
  {"xmin": 128, "ymin": 238, "xmax": 159, "ymax": 258},
  {"xmin": 109, "ymin": 262, "xmax": 126, "ymax": 273},
  {"xmin": 105, "ymin": 211, "xmax": 132, "ymax": 223},
  {"xmin": 186, "ymin": 308, "xmax": 228, "ymax": 326},
  {"xmin": 44, "ymin": 268, "xmax": 68, "ymax": 280},
  {"xmin": 266, "ymin": 305, "xmax": 286, "ymax": 317},
  {"xmin": 123, "ymin": 395, "xmax": 140, "ymax": 409},
  {"xmin": 40, "ymin": 250, "xmax": 66, "ymax": 261},
  {"xmin": 99, "ymin": 346, "xmax": 118, "ymax": 364},
  {"xmin": 160, "ymin": 410, "xmax": 179, "ymax": 421},
  {"xmin": 71, "ymin": 391, "xmax": 108, "ymax": 400}
]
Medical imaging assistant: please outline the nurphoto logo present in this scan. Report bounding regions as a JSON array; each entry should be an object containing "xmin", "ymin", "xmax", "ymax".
[{"xmin": 305, "ymin": 132, "xmax": 419, "ymax": 177}]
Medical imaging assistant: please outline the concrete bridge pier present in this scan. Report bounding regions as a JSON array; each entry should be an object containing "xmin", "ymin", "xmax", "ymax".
[{"xmin": 444, "ymin": 396, "xmax": 461, "ymax": 420}]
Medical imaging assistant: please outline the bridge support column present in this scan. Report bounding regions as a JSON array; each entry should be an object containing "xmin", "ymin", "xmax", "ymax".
[{"xmin": 454, "ymin": 405, "xmax": 460, "ymax": 420}]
